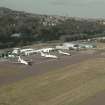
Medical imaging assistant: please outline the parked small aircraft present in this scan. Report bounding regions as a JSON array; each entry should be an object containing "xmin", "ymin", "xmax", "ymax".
[
  {"xmin": 58, "ymin": 50, "xmax": 71, "ymax": 56},
  {"xmin": 17, "ymin": 56, "xmax": 32, "ymax": 65},
  {"xmin": 40, "ymin": 52, "xmax": 58, "ymax": 59}
]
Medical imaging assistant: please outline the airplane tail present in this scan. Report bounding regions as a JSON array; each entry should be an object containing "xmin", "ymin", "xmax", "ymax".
[
  {"xmin": 40, "ymin": 52, "xmax": 45, "ymax": 56},
  {"xmin": 18, "ymin": 56, "xmax": 21, "ymax": 62}
]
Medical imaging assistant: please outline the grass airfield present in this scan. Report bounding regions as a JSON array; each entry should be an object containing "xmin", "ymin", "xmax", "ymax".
[{"xmin": 0, "ymin": 50, "xmax": 105, "ymax": 105}]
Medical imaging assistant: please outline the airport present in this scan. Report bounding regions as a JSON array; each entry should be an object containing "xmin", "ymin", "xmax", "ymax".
[
  {"xmin": 0, "ymin": 5, "xmax": 105, "ymax": 105},
  {"xmin": 0, "ymin": 41, "xmax": 101, "ymax": 85}
]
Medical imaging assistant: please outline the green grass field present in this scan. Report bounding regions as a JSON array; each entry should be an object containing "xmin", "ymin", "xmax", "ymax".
[{"xmin": 0, "ymin": 58, "xmax": 105, "ymax": 105}]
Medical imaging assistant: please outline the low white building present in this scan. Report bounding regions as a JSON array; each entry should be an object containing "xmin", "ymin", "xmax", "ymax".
[
  {"xmin": 56, "ymin": 45, "xmax": 69, "ymax": 50},
  {"xmin": 11, "ymin": 33, "xmax": 21, "ymax": 38},
  {"xmin": 63, "ymin": 43, "xmax": 78, "ymax": 50}
]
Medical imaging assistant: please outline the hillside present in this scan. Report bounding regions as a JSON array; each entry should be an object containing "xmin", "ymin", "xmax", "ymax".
[{"xmin": 0, "ymin": 7, "xmax": 105, "ymax": 48}]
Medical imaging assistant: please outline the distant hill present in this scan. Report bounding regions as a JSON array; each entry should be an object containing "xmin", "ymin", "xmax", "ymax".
[{"xmin": 0, "ymin": 7, "xmax": 105, "ymax": 48}]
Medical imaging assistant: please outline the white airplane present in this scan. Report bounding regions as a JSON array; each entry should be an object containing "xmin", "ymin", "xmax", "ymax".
[
  {"xmin": 40, "ymin": 52, "xmax": 58, "ymax": 59},
  {"xmin": 12, "ymin": 48, "xmax": 20, "ymax": 55},
  {"xmin": 18, "ymin": 56, "xmax": 32, "ymax": 65},
  {"xmin": 24, "ymin": 50, "xmax": 37, "ymax": 56},
  {"xmin": 58, "ymin": 50, "xmax": 71, "ymax": 56},
  {"xmin": 37, "ymin": 48, "xmax": 55, "ymax": 53},
  {"xmin": 20, "ymin": 48, "xmax": 34, "ymax": 53}
]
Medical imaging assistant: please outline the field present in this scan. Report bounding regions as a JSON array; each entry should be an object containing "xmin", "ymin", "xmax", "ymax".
[{"xmin": 0, "ymin": 49, "xmax": 105, "ymax": 105}]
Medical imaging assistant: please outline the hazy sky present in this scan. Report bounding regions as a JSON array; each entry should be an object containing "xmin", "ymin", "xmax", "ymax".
[{"xmin": 0, "ymin": 0, "xmax": 105, "ymax": 18}]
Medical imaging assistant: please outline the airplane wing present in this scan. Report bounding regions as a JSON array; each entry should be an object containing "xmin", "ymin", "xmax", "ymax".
[
  {"xmin": 58, "ymin": 50, "xmax": 71, "ymax": 56},
  {"xmin": 8, "ymin": 61, "xmax": 32, "ymax": 66}
]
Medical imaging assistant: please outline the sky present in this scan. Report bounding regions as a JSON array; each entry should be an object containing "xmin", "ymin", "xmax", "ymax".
[{"xmin": 0, "ymin": 0, "xmax": 105, "ymax": 18}]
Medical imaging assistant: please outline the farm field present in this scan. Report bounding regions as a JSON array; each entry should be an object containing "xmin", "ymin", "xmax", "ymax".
[{"xmin": 0, "ymin": 49, "xmax": 105, "ymax": 105}]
